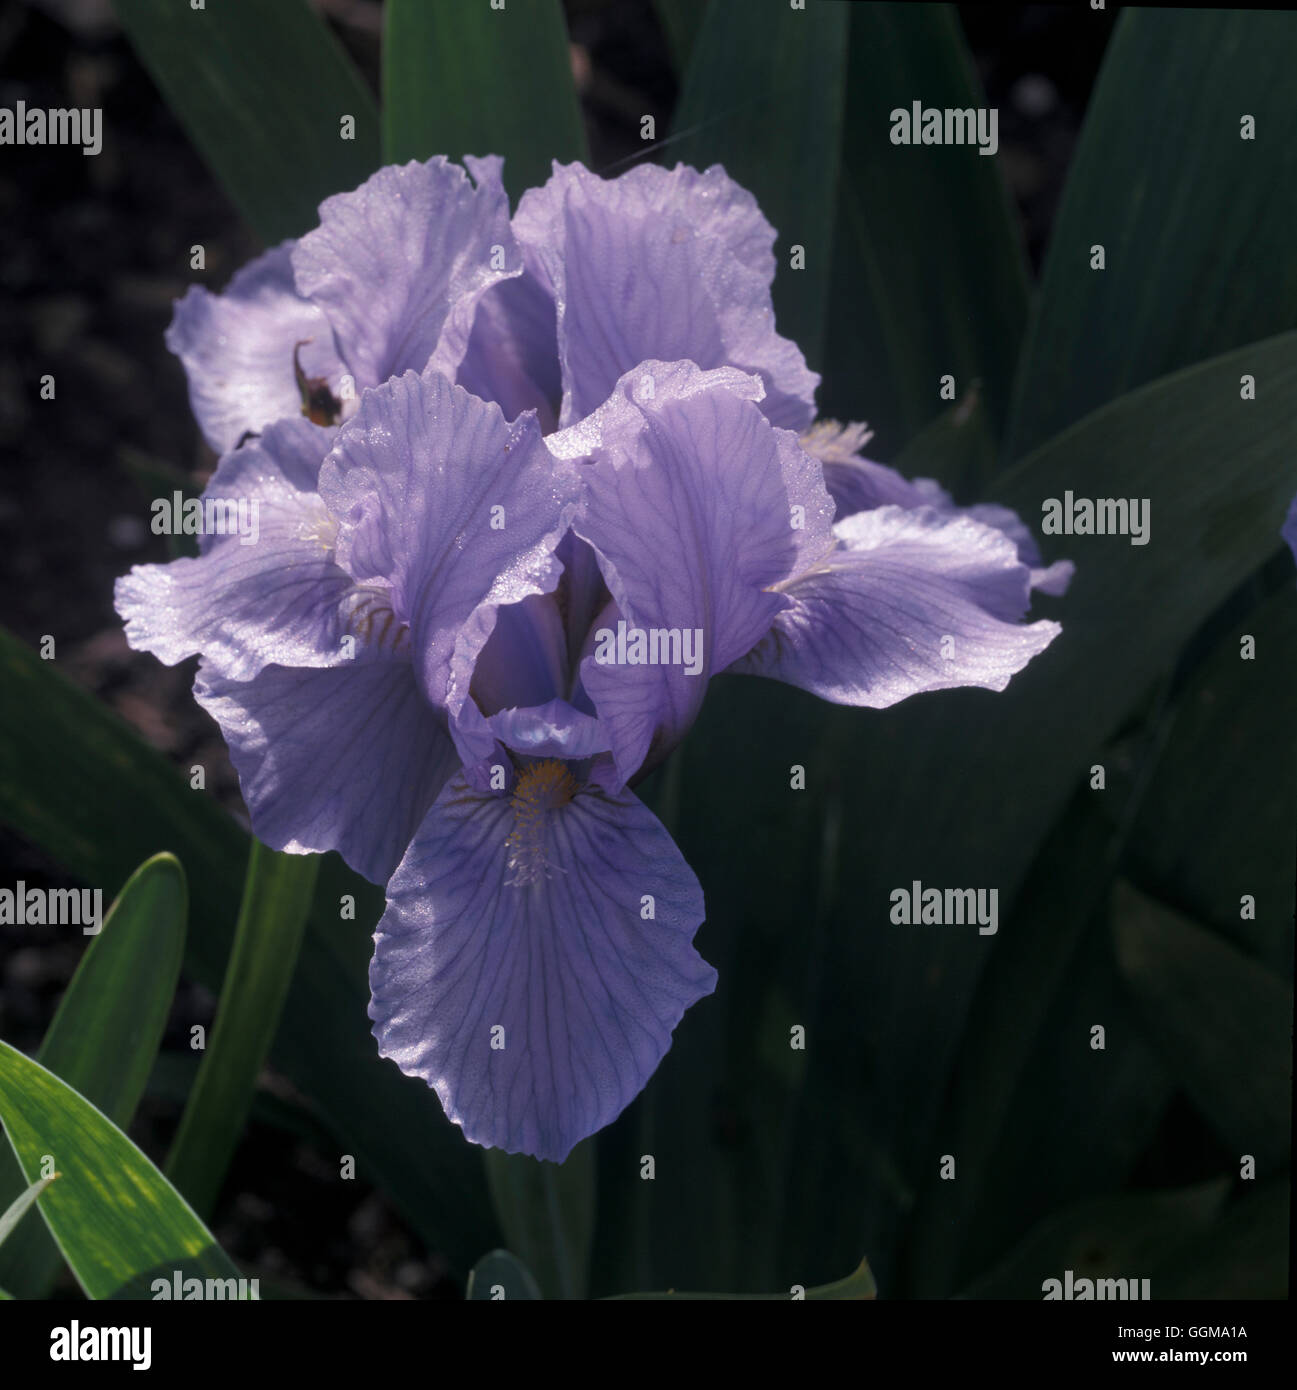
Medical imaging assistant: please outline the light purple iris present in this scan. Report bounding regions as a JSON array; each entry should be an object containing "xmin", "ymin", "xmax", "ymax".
[
  {"xmin": 1284, "ymin": 493, "xmax": 1297, "ymax": 566},
  {"xmin": 116, "ymin": 155, "xmax": 1068, "ymax": 1161}
]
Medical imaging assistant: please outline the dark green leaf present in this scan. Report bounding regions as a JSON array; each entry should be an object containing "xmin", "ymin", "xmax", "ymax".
[
  {"xmin": 960, "ymin": 1182, "xmax": 1228, "ymax": 1300},
  {"xmin": 905, "ymin": 799, "xmax": 1172, "ymax": 1297},
  {"xmin": 1007, "ymin": 9, "xmax": 1297, "ymax": 457},
  {"xmin": 1148, "ymin": 1181, "xmax": 1290, "ymax": 1300},
  {"xmin": 654, "ymin": 0, "xmax": 707, "ymax": 73},
  {"xmin": 383, "ymin": 0, "xmax": 585, "ymax": 196},
  {"xmin": 923, "ymin": 862, "xmax": 1173, "ymax": 1297},
  {"xmin": 670, "ymin": 0, "xmax": 849, "ymax": 370},
  {"xmin": 0, "ymin": 853, "xmax": 186, "ymax": 1298},
  {"xmin": 1113, "ymin": 882, "xmax": 1292, "ymax": 1174},
  {"xmin": 1120, "ymin": 590, "xmax": 1297, "ymax": 974},
  {"xmin": 0, "ymin": 1043, "xmax": 241, "ymax": 1299},
  {"xmin": 114, "ymin": 0, "xmax": 380, "ymax": 243},
  {"xmin": 889, "ymin": 384, "xmax": 996, "ymax": 499},
  {"xmin": 820, "ymin": 3, "xmax": 1028, "ymax": 455}
]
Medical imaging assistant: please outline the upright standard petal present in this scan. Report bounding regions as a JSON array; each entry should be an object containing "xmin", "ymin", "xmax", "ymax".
[
  {"xmin": 291, "ymin": 157, "xmax": 518, "ymax": 391},
  {"xmin": 318, "ymin": 370, "xmax": 581, "ymax": 743},
  {"xmin": 369, "ymin": 763, "xmax": 717, "ymax": 1162},
  {"xmin": 729, "ymin": 505, "xmax": 1062, "ymax": 706},
  {"xmin": 553, "ymin": 361, "xmax": 834, "ymax": 784},
  {"xmin": 114, "ymin": 417, "xmax": 357, "ymax": 680},
  {"xmin": 513, "ymin": 161, "xmax": 820, "ymax": 430},
  {"xmin": 456, "ymin": 154, "xmax": 561, "ymax": 427},
  {"xmin": 195, "ymin": 659, "xmax": 458, "ymax": 884},
  {"xmin": 166, "ymin": 243, "xmax": 344, "ymax": 454}
]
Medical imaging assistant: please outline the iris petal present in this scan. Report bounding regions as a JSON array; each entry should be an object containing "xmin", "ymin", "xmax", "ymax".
[
  {"xmin": 369, "ymin": 767, "xmax": 716, "ymax": 1161},
  {"xmin": 514, "ymin": 161, "xmax": 819, "ymax": 430},
  {"xmin": 195, "ymin": 659, "xmax": 458, "ymax": 884},
  {"xmin": 457, "ymin": 270, "xmax": 562, "ymax": 431},
  {"xmin": 317, "ymin": 370, "xmax": 582, "ymax": 740},
  {"xmin": 291, "ymin": 157, "xmax": 518, "ymax": 390},
  {"xmin": 729, "ymin": 504, "xmax": 1063, "ymax": 706},
  {"xmin": 802, "ymin": 420, "xmax": 1073, "ymax": 595},
  {"xmin": 114, "ymin": 417, "xmax": 354, "ymax": 680},
  {"xmin": 554, "ymin": 360, "xmax": 833, "ymax": 784},
  {"xmin": 165, "ymin": 243, "xmax": 343, "ymax": 454}
]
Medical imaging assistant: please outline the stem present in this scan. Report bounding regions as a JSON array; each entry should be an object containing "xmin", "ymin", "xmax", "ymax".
[{"xmin": 165, "ymin": 841, "xmax": 317, "ymax": 1218}]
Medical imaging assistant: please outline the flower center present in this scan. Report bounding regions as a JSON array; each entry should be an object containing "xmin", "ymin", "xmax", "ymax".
[{"xmin": 505, "ymin": 759, "xmax": 578, "ymax": 887}]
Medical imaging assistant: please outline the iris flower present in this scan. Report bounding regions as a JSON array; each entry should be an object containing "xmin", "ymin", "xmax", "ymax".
[{"xmin": 117, "ymin": 156, "xmax": 1067, "ymax": 1161}]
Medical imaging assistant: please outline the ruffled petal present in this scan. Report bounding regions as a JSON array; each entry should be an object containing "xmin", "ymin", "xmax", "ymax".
[
  {"xmin": 552, "ymin": 361, "xmax": 833, "ymax": 784},
  {"xmin": 964, "ymin": 503, "xmax": 1075, "ymax": 596},
  {"xmin": 729, "ymin": 505, "xmax": 1062, "ymax": 706},
  {"xmin": 165, "ymin": 243, "xmax": 343, "ymax": 454},
  {"xmin": 369, "ymin": 766, "xmax": 716, "ymax": 1161},
  {"xmin": 114, "ymin": 417, "xmax": 355, "ymax": 680},
  {"xmin": 317, "ymin": 370, "xmax": 580, "ymax": 727},
  {"xmin": 195, "ymin": 659, "xmax": 457, "ymax": 885},
  {"xmin": 513, "ymin": 161, "xmax": 819, "ymax": 429},
  {"xmin": 801, "ymin": 419, "xmax": 1074, "ymax": 595},
  {"xmin": 291, "ymin": 157, "xmax": 518, "ymax": 390}
]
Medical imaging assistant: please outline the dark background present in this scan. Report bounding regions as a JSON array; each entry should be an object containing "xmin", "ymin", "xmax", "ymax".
[{"xmin": 0, "ymin": 0, "xmax": 1117, "ymax": 1297}]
